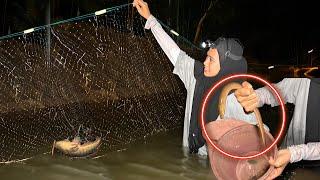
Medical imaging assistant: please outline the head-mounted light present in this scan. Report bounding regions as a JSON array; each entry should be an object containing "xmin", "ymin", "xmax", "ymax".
[
  {"xmin": 201, "ymin": 40, "xmax": 216, "ymax": 49},
  {"xmin": 201, "ymin": 38, "xmax": 243, "ymax": 61}
]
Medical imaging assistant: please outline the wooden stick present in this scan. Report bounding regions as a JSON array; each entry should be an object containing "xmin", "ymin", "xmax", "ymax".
[{"xmin": 51, "ymin": 140, "xmax": 56, "ymax": 156}]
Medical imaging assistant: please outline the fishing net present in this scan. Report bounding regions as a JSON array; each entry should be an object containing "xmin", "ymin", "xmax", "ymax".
[{"xmin": 0, "ymin": 4, "xmax": 195, "ymax": 163}]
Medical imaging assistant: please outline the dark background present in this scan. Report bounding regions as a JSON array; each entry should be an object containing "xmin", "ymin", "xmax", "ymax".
[{"xmin": 0, "ymin": 0, "xmax": 319, "ymax": 66}]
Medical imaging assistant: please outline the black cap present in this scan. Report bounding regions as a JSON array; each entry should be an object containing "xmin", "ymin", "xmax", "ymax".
[{"xmin": 210, "ymin": 37, "xmax": 244, "ymax": 63}]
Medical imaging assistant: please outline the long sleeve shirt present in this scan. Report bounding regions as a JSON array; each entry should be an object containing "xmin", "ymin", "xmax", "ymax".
[
  {"xmin": 256, "ymin": 78, "xmax": 320, "ymax": 163},
  {"xmin": 145, "ymin": 15, "xmax": 262, "ymax": 156}
]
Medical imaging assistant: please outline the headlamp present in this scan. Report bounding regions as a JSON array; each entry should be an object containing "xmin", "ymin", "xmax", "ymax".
[
  {"xmin": 201, "ymin": 38, "xmax": 243, "ymax": 61},
  {"xmin": 201, "ymin": 40, "xmax": 216, "ymax": 49}
]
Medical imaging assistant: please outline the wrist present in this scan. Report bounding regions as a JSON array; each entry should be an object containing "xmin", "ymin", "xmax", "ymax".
[
  {"xmin": 144, "ymin": 15, "xmax": 157, "ymax": 29},
  {"xmin": 146, "ymin": 14, "xmax": 153, "ymax": 21},
  {"xmin": 145, "ymin": 13, "xmax": 151, "ymax": 19}
]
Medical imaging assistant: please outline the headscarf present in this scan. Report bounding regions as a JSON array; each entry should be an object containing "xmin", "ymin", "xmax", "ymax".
[{"xmin": 188, "ymin": 37, "xmax": 248, "ymax": 153}]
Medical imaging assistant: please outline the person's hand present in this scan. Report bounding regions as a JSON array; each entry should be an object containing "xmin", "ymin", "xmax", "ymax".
[
  {"xmin": 68, "ymin": 142, "xmax": 79, "ymax": 152},
  {"xmin": 267, "ymin": 149, "xmax": 291, "ymax": 180},
  {"xmin": 133, "ymin": 0, "xmax": 151, "ymax": 19},
  {"xmin": 234, "ymin": 81, "xmax": 259, "ymax": 112}
]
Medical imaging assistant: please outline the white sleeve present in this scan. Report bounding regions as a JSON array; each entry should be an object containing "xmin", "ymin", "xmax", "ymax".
[
  {"xmin": 145, "ymin": 15, "xmax": 181, "ymax": 65},
  {"xmin": 172, "ymin": 51, "xmax": 196, "ymax": 90},
  {"xmin": 225, "ymin": 93, "xmax": 270, "ymax": 131},
  {"xmin": 255, "ymin": 78, "xmax": 301, "ymax": 107},
  {"xmin": 288, "ymin": 142, "xmax": 320, "ymax": 163}
]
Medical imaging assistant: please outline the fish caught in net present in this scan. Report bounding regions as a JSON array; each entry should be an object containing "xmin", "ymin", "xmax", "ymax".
[{"xmin": 0, "ymin": 4, "xmax": 191, "ymax": 163}]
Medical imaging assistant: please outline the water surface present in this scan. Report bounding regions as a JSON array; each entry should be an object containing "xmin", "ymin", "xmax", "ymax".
[{"xmin": 0, "ymin": 129, "xmax": 319, "ymax": 180}]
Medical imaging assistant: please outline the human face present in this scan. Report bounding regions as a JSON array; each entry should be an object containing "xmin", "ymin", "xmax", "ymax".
[{"xmin": 203, "ymin": 48, "xmax": 220, "ymax": 77}]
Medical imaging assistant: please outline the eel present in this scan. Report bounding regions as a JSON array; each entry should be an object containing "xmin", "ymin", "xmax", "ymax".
[{"xmin": 218, "ymin": 82, "xmax": 266, "ymax": 146}]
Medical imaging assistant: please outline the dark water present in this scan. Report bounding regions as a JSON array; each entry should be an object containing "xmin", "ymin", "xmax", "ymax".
[{"xmin": 0, "ymin": 129, "xmax": 319, "ymax": 180}]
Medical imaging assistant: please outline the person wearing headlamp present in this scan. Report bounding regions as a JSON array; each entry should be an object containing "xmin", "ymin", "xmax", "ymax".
[
  {"xmin": 235, "ymin": 78, "xmax": 320, "ymax": 179},
  {"xmin": 133, "ymin": 0, "xmax": 263, "ymax": 156}
]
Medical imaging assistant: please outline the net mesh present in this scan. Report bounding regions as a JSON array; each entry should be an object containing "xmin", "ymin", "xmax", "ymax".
[{"xmin": 0, "ymin": 4, "xmax": 190, "ymax": 163}]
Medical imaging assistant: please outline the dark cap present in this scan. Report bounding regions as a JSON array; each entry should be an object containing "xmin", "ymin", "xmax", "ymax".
[{"xmin": 214, "ymin": 37, "xmax": 244, "ymax": 62}]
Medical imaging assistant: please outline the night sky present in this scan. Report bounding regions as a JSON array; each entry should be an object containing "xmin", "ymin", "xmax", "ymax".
[{"xmin": 0, "ymin": 0, "xmax": 319, "ymax": 65}]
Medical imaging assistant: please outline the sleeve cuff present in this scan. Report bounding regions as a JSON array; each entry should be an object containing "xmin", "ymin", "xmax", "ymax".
[
  {"xmin": 288, "ymin": 144, "xmax": 305, "ymax": 163},
  {"xmin": 255, "ymin": 89, "xmax": 265, "ymax": 108},
  {"xmin": 144, "ymin": 15, "xmax": 158, "ymax": 29}
]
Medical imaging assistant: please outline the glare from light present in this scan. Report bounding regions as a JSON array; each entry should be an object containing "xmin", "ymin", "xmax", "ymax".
[
  {"xmin": 23, "ymin": 28, "xmax": 35, "ymax": 34},
  {"xmin": 308, "ymin": 49, "xmax": 314, "ymax": 54},
  {"xmin": 201, "ymin": 42, "xmax": 206, "ymax": 48},
  {"xmin": 304, "ymin": 67, "xmax": 318, "ymax": 78},
  {"xmin": 95, "ymin": 9, "xmax": 107, "ymax": 16},
  {"xmin": 268, "ymin": 65, "xmax": 274, "ymax": 69}
]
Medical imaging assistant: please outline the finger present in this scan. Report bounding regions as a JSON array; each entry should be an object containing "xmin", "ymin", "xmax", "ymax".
[
  {"xmin": 240, "ymin": 96, "xmax": 258, "ymax": 108},
  {"xmin": 135, "ymin": 4, "xmax": 142, "ymax": 13},
  {"xmin": 235, "ymin": 95, "xmax": 244, "ymax": 102},
  {"xmin": 235, "ymin": 88, "xmax": 252, "ymax": 99},
  {"xmin": 135, "ymin": 0, "xmax": 143, "ymax": 7},
  {"xmin": 268, "ymin": 168, "xmax": 283, "ymax": 179},
  {"xmin": 237, "ymin": 92, "xmax": 257, "ymax": 103},
  {"xmin": 274, "ymin": 157, "xmax": 288, "ymax": 167},
  {"xmin": 268, "ymin": 168, "xmax": 280, "ymax": 179},
  {"xmin": 136, "ymin": 0, "xmax": 146, "ymax": 7},
  {"xmin": 266, "ymin": 174, "xmax": 275, "ymax": 180},
  {"xmin": 243, "ymin": 101, "xmax": 259, "ymax": 112},
  {"xmin": 242, "ymin": 81, "xmax": 252, "ymax": 89},
  {"xmin": 133, "ymin": 0, "xmax": 141, "ymax": 7},
  {"xmin": 269, "ymin": 157, "xmax": 276, "ymax": 166},
  {"xmin": 241, "ymin": 81, "xmax": 255, "ymax": 96}
]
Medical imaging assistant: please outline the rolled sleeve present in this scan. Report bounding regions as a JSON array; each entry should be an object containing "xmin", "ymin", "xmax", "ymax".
[{"xmin": 288, "ymin": 142, "xmax": 320, "ymax": 163}]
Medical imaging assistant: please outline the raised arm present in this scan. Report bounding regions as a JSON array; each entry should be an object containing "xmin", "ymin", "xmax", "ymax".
[{"xmin": 133, "ymin": 0, "xmax": 181, "ymax": 65}]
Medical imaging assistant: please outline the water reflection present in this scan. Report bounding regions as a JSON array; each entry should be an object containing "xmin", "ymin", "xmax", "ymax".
[{"xmin": 0, "ymin": 129, "xmax": 319, "ymax": 180}]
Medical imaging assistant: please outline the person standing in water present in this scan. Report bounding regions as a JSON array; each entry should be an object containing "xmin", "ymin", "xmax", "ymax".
[
  {"xmin": 235, "ymin": 78, "xmax": 320, "ymax": 179},
  {"xmin": 133, "ymin": 0, "xmax": 260, "ymax": 156}
]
